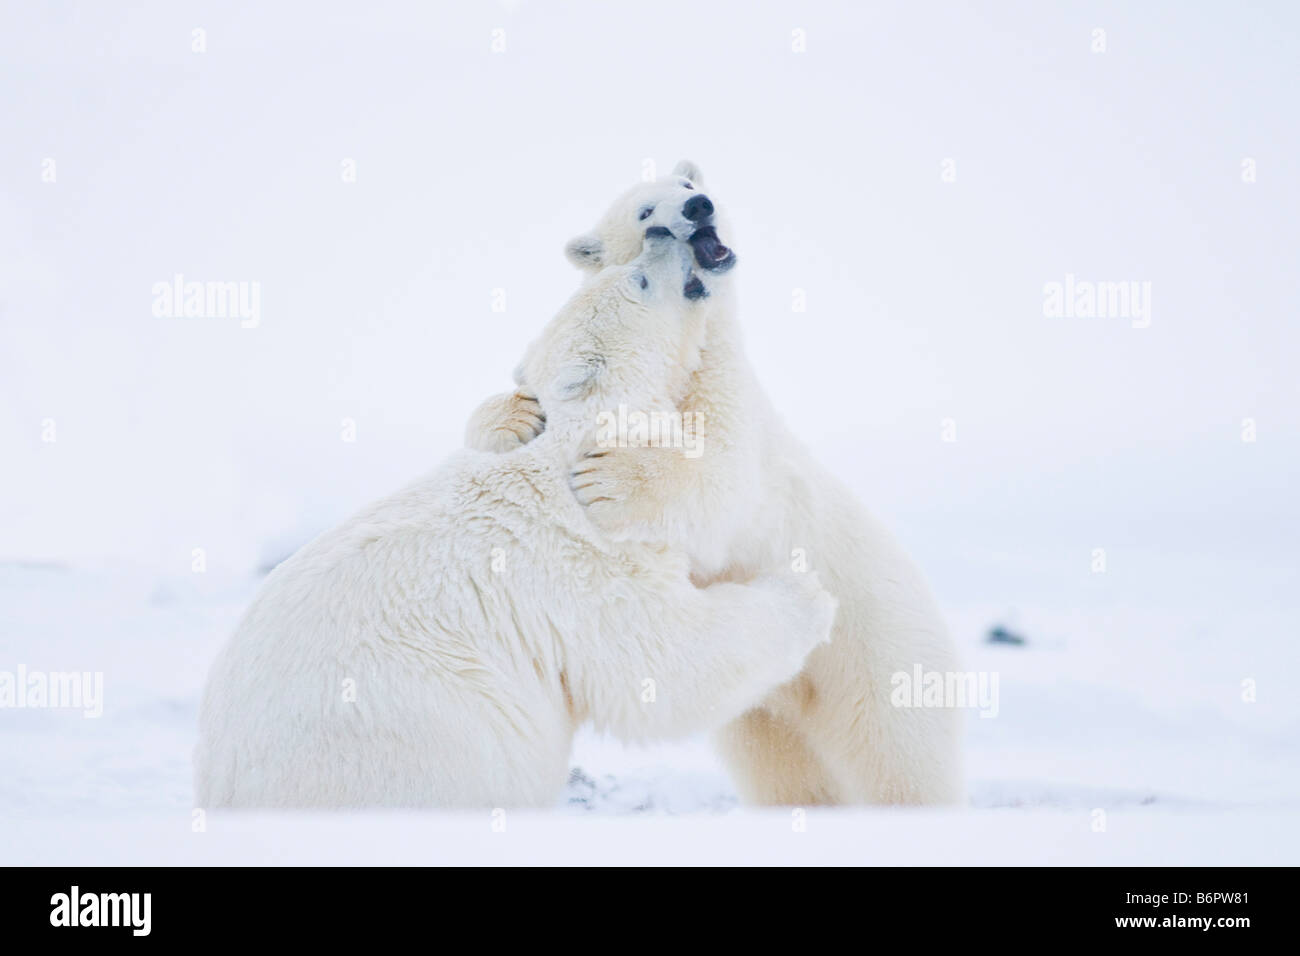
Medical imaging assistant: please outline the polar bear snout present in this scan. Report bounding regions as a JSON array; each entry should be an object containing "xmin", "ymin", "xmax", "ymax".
[{"xmin": 682, "ymin": 194, "xmax": 714, "ymax": 222}]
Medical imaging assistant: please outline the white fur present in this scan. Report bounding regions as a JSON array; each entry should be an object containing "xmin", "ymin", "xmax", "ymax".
[
  {"xmin": 194, "ymin": 236, "xmax": 836, "ymax": 809},
  {"xmin": 469, "ymin": 161, "xmax": 963, "ymax": 805}
]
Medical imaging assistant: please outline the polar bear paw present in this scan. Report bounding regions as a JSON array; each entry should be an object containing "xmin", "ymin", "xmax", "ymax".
[
  {"xmin": 568, "ymin": 443, "xmax": 665, "ymax": 536},
  {"xmin": 464, "ymin": 391, "xmax": 546, "ymax": 453},
  {"xmin": 750, "ymin": 570, "xmax": 838, "ymax": 667}
]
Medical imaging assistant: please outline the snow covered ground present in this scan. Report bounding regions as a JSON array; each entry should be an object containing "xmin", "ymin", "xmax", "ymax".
[
  {"xmin": 11, "ymin": 809, "xmax": 1299, "ymax": 867},
  {"xmin": 1, "ymin": 557, "xmax": 1295, "ymax": 865}
]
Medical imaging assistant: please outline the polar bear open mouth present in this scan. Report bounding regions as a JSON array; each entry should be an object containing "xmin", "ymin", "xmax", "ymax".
[{"xmin": 688, "ymin": 225, "xmax": 736, "ymax": 274}]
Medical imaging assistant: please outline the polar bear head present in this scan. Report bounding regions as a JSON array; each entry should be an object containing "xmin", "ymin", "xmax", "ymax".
[
  {"xmin": 564, "ymin": 160, "xmax": 736, "ymax": 277},
  {"xmin": 519, "ymin": 230, "xmax": 714, "ymax": 438}
]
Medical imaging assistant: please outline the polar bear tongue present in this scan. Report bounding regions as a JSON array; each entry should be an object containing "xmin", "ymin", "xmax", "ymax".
[{"xmin": 688, "ymin": 226, "xmax": 736, "ymax": 273}]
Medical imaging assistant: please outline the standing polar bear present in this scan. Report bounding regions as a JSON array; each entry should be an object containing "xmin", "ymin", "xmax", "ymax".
[
  {"xmin": 194, "ymin": 233, "xmax": 835, "ymax": 809},
  {"xmin": 468, "ymin": 161, "xmax": 963, "ymax": 805}
]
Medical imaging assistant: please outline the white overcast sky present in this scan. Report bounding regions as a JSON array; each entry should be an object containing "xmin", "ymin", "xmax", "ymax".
[{"xmin": 2, "ymin": 2, "xmax": 1296, "ymax": 623}]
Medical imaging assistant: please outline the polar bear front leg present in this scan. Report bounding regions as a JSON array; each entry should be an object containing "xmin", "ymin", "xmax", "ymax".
[
  {"xmin": 581, "ymin": 571, "xmax": 837, "ymax": 744},
  {"xmin": 567, "ymin": 360, "xmax": 760, "ymax": 554},
  {"xmin": 464, "ymin": 390, "xmax": 546, "ymax": 453},
  {"xmin": 569, "ymin": 441, "xmax": 746, "ymax": 553},
  {"xmin": 568, "ymin": 443, "xmax": 674, "ymax": 534}
]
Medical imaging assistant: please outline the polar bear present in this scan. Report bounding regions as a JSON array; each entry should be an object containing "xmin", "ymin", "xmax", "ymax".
[
  {"xmin": 467, "ymin": 161, "xmax": 963, "ymax": 805},
  {"xmin": 194, "ymin": 232, "xmax": 836, "ymax": 809}
]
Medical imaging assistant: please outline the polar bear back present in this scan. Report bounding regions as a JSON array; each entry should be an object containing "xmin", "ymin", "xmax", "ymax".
[{"xmin": 194, "ymin": 435, "xmax": 686, "ymax": 808}]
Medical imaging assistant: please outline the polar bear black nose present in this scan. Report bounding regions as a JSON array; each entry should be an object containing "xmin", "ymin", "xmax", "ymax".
[{"xmin": 682, "ymin": 195, "xmax": 714, "ymax": 222}]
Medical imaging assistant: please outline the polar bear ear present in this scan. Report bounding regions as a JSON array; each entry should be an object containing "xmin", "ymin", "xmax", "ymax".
[
  {"xmin": 564, "ymin": 234, "xmax": 604, "ymax": 271},
  {"xmin": 672, "ymin": 159, "xmax": 704, "ymax": 185}
]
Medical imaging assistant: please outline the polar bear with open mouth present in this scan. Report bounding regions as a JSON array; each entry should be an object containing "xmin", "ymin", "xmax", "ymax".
[{"xmin": 470, "ymin": 161, "xmax": 963, "ymax": 806}]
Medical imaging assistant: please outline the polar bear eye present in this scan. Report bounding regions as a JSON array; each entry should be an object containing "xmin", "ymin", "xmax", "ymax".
[
  {"xmin": 637, "ymin": 206, "xmax": 654, "ymax": 221},
  {"xmin": 681, "ymin": 181, "xmax": 693, "ymax": 190}
]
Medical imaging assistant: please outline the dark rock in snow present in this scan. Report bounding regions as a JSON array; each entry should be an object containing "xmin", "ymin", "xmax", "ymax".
[{"xmin": 986, "ymin": 625, "xmax": 1027, "ymax": 646}]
